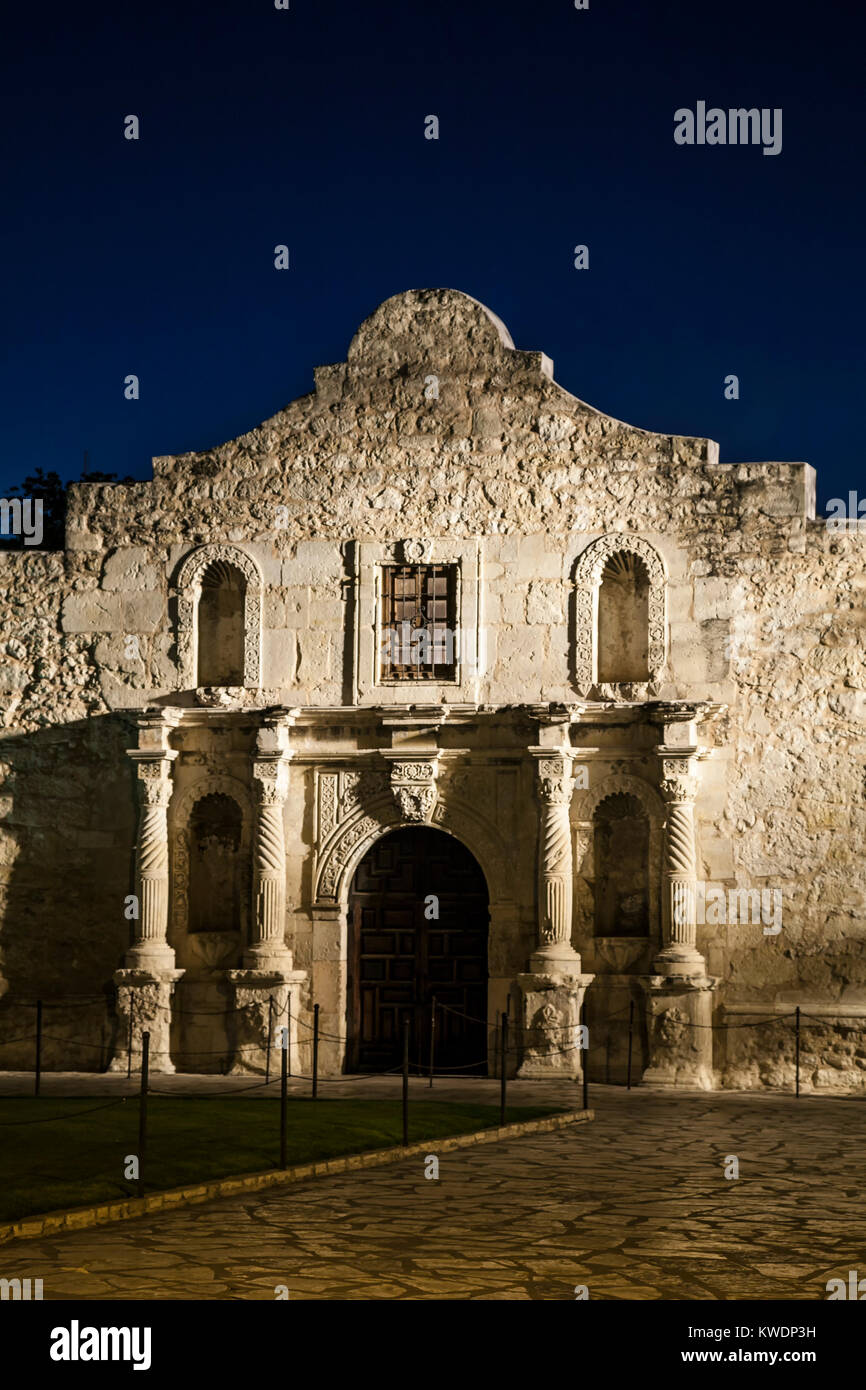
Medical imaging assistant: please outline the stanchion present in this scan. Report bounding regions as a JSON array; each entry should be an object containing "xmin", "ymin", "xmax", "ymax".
[
  {"xmin": 280, "ymin": 1032, "xmax": 288, "ymax": 1169},
  {"xmin": 500, "ymin": 1011, "xmax": 508, "ymax": 1126},
  {"xmin": 582, "ymin": 1011, "xmax": 588, "ymax": 1111},
  {"xmin": 402, "ymin": 1017, "xmax": 410, "ymax": 1147},
  {"xmin": 312, "ymin": 1003, "xmax": 319, "ymax": 1100},
  {"xmin": 795, "ymin": 1005, "xmax": 801, "ymax": 1098},
  {"xmin": 138, "ymin": 1031, "xmax": 149, "ymax": 1198},
  {"xmin": 428, "ymin": 994, "xmax": 436, "ymax": 1089},
  {"xmin": 127, "ymin": 992, "xmax": 134, "ymax": 1082},
  {"xmin": 626, "ymin": 999, "xmax": 635, "ymax": 1091},
  {"xmin": 35, "ymin": 999, "xmax": 42, "ymax": 1097},
  {"xmin": 266, "ymin": 996, "xmax": 273, "ymax": 1085}
]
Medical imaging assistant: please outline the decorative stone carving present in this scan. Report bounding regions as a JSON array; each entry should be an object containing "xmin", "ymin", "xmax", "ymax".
[
  {"xmin": 225, "ymin": 969, "xmax": 307, "ymax": 1076},
  {"xmin": 401, "ymin": 538, "xmax": 433, "ymax": 564},
  {"xmin": 176, "ymin": 543, "xmax": 263, "ymax": 689},
  {"xmin": 572, "ymin": 534, "xmax": 667, "ymax": 695},
  {"xmin": 388, "ymin": 758, "xmax": 439, "ymax": 823},
  {"xmin": 247, "ymin": 738, "xmax": 292, "ymax": 969},
  {"xmin": 515, "ymin": 971, "xmax": 594, "ymax": 1079},
  {"xmin": 532, "ymin": 753, "xmax": 576, "ymax": 964},
  {"xmin": 313, "ymin": 763, "xmax": 512, "ymax": 908},
  {"xmin": 109, "ymin": 969, "xmax": 182, "ymax": 1074},
  {"xmin": 656, "ymin": 753, "xmax": 702, "ymax": 973},
  {"xmin": 128, "ymin": 749, "xmax": 178, "ymax": 970},
  {"xmin": 640, "ymin": 977, "xmax": 718, "ymax": 1089},
  {"xmin": 195, "ymin": 686, "xmax": 246, "ymax": 709}
]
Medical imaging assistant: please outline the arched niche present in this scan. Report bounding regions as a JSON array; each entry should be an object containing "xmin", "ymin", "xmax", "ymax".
[
  {"xmin": 170, "ymin": 775, "xmax": 253, "ymax": 956},
  {"xmin": 175, "ymin": 544, "xmax": 262, "ymax": 690},
  {"xmin": 572, "ymin": 535, "xmax": 667, "ymax": 695},
  {"xmin": 573, "ymin": 773, "xmax": 663, "ymax": 947}
]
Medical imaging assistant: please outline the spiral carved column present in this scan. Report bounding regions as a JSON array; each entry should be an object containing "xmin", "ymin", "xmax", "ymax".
[
  {"xmin": 247, "ymin": 756, "xmax": 292, "ymax": 968},
  {"xmin": 128, "ymin": 753, "xmax": 177, "ymax": 969},
  {"xmin": 111, "ymin": 733, "xmax": 182, "ymax": 1074},
  {"xmin": 516, "ymin": 748, "xmax": 592, "ymax": 1079},
  {"xmin": 656, "ymin": 756, "xmax": 704, "ymax": 978}
]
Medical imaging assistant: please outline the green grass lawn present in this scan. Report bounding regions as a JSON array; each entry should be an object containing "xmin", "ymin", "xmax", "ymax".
[{"xmin": 0, "ymin": 1096, "xmax": 563, "ymax": 1224}]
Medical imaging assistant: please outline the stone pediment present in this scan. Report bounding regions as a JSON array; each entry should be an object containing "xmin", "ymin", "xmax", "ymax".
[{"xmin": 68, "ymin": 288, "xmax": 717, "ymax": 546}]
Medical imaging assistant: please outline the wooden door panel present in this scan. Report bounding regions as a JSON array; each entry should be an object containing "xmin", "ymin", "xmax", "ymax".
[{"xmin": 347, "ymin": 827, "xmax": 489, "ymax": 1073}]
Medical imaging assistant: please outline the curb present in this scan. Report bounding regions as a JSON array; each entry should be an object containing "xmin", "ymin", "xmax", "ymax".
[{"xmin": 0, "ymin": 1106, "xmax": 593, "ymax": 1245}]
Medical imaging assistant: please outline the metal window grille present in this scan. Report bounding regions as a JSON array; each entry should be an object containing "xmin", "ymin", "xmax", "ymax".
[{"xmin": 379, "ymin": 564, "xmax": 457, "ymax": 680}]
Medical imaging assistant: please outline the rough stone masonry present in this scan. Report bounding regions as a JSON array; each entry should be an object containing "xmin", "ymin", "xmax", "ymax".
[{"xmin": 0, "ymin": 288, "xmax": 863, "ymax": 1090}]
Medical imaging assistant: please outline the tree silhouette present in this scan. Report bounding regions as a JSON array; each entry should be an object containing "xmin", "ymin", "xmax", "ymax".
[{"xmin": 1, "ymin": 467, "xmax": 134, "ymax": 549}]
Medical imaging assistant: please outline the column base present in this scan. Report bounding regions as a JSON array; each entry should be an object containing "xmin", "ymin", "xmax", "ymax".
[
  {"xmin": 108, "ymin": 968, "xmax": 183, "ymax": 1074},
  {"xmin": 651, "ymin": 944, "xmax": 708, "ymax": 981},
  {"xmin": 515, "ymin": 969, "xmax": 594, "ymax": 1079},
  {"xmin": 241, "ymin": 944, "xmax": 295, "ymax": 973},
  {"xmin": 639, "ymin": 971, "xmax": 719, "ymax": 1090},
  {"xmin": 225, "ymin": 969, "xmax": 308, "ymax": 1076}
]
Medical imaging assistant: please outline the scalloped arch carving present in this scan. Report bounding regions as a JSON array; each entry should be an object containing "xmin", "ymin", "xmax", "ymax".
[
  {"xmin": 170, "ymin": 774, "xmax": 253, "ymax": 942},
  {"xmin": 314, "ymin": 791, "xmax": 513, "ymax": 908},
  {"xmin": 175, "ymin": 544, "xmax": 263, "ymax": 689},
  {"xmin": 572, "ymin": 535, "xmax": 667, "ymax": 695}
]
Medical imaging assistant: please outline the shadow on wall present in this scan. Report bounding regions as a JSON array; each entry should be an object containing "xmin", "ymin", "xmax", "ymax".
[{"xmin": 0, "ymin": 712, "xmax": 137, "ymax": 1070}]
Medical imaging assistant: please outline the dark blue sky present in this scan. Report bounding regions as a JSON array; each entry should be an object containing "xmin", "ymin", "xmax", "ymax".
[{"xmin": 2, "ymin": 0, "xmax": 864, "ymax": 511}]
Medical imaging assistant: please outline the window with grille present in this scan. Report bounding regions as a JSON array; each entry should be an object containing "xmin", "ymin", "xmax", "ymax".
[{"xmin": 379, "ymin": 564, "xmax": 458, "ymax": 680}]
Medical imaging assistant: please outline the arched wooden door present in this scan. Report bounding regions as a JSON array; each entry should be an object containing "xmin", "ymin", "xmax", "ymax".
[{"xmin": 347, "ymin": 827, "xmax": 489, "ymax": 1074}]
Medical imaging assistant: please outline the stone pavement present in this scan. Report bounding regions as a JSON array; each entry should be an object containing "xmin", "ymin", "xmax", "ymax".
[{"xmin": 2, "ymin": 1086, "xmax": 864, "ymax": 1300}]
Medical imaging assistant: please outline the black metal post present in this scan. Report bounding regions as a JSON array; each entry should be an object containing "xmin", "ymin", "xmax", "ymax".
[
  {"xmin": 266, "ymin": 996, "xmax": 273, "ymax": 1085},
  {"xmin": 35, "ymin": 999, "xmax": 42, "ymax": 1097},
  {"xmin": 500, "ymin": 1012, "xmax": 508, "ymax": 1126},
  {"xmin": 428, "ymin": 995, "xmax": 436, "ymax": 1089},
  {"xmin": 582, "ymin": 1005, "xmax": 588, "ymax": 1111},
  {"xmin": 312, "ymin": 1003, "xmax": 319, "ymax": 1100},
  {"xmin": 280, "ymin": 1031, "xmax": 288, "ymax": 1169},
  {"xmin": 402, "ymin": 1017, "xmax": 410, "ymax": 1147},
  {"xmin": 795, "ymin": 1005, "xmax": 801, "ymax": 1098},
  {"xmin": 138, "ymin": 1031, "xmax": 149, "ymax": 1197},
  {"xmin": 626, "ymin": 999, "xmax": 635, "ymax": 1091},
  {"xmin": 127, "ymin": 991, "xmax": 134, "ymax": 1082}
]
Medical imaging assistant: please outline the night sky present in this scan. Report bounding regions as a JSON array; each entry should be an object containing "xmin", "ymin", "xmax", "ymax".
[{"xmin": 2, "ymin": 0, "xmax": 864, "ymax": 512}]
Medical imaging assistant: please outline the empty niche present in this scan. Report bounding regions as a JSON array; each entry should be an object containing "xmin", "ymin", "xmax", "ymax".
[
  {"xmin": 197, "ymin": 559, "xmax": 246, "ymax": 686},
  {"xmin": 596, "ymin": 551, "xmax": 650, "ymax": 684},
  {"xmin": 593, "ymin": 792, "xmax": 649, "ymax": 937},
  {"xmin": 188, "ymin": 793, "xmax": 243, "ymax": 934}
]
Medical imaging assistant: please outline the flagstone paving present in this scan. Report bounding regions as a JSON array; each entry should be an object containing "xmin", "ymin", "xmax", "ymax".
[{"xmin": 2, "ymin": 1086, "xmax": 864, "ymax": 1300}]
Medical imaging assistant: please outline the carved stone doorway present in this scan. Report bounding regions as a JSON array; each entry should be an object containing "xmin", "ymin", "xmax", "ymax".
[{"xmin": 347, "ymin": 827, "xmax": 489, "ymax": 1073}]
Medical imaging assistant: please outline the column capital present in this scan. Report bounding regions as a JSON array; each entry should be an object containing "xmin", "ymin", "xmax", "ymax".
[
  {"xmin": 251, "ymin": 757, "xmax": 290, "ymax": 806},
  {"xmin": 658, "ymin": 753, "xmax": 699, "ymax": 804},
  {"xmin": 529, "ymin": 748, "xmax": 574, "ymax": 806},
  {"xmin": 127, "ymin": 750, "xmax": 179, "ymax": 807}
]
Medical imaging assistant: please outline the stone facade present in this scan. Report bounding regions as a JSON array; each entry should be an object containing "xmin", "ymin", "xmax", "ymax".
[{"xmin": 0, "ymin": 288, "xmax": 863, "ymax": 1089}]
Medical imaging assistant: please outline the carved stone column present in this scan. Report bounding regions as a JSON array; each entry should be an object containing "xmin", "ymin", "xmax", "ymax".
[
  {"xmin": 127, "ymin": 751, "xmax": 178, "ymax": 971},
  {"xmin": 531, "ymin": 752, "xmax": 581, "ymax": 972},
  {"xmin": 641, "ymin": 725, "xmax": 718, "ymax": 1088},
  {"xmin": 656, "ymin": 756, "xmax": 704, "ymax": 978},
  {"xmin": 227, "ymin": 713, "xmax": 305, "ymax": 1074},
  {"xmin": 515, "ymin": 744, "xmax": 593, "ymax": 1079},
  {"xmin": 110, "ymin": 713, "xmax": 182, "ymax": 1074},
  {"xmin": 247, "ymin": 754, "xmax": 291, "ymax": 968}
]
